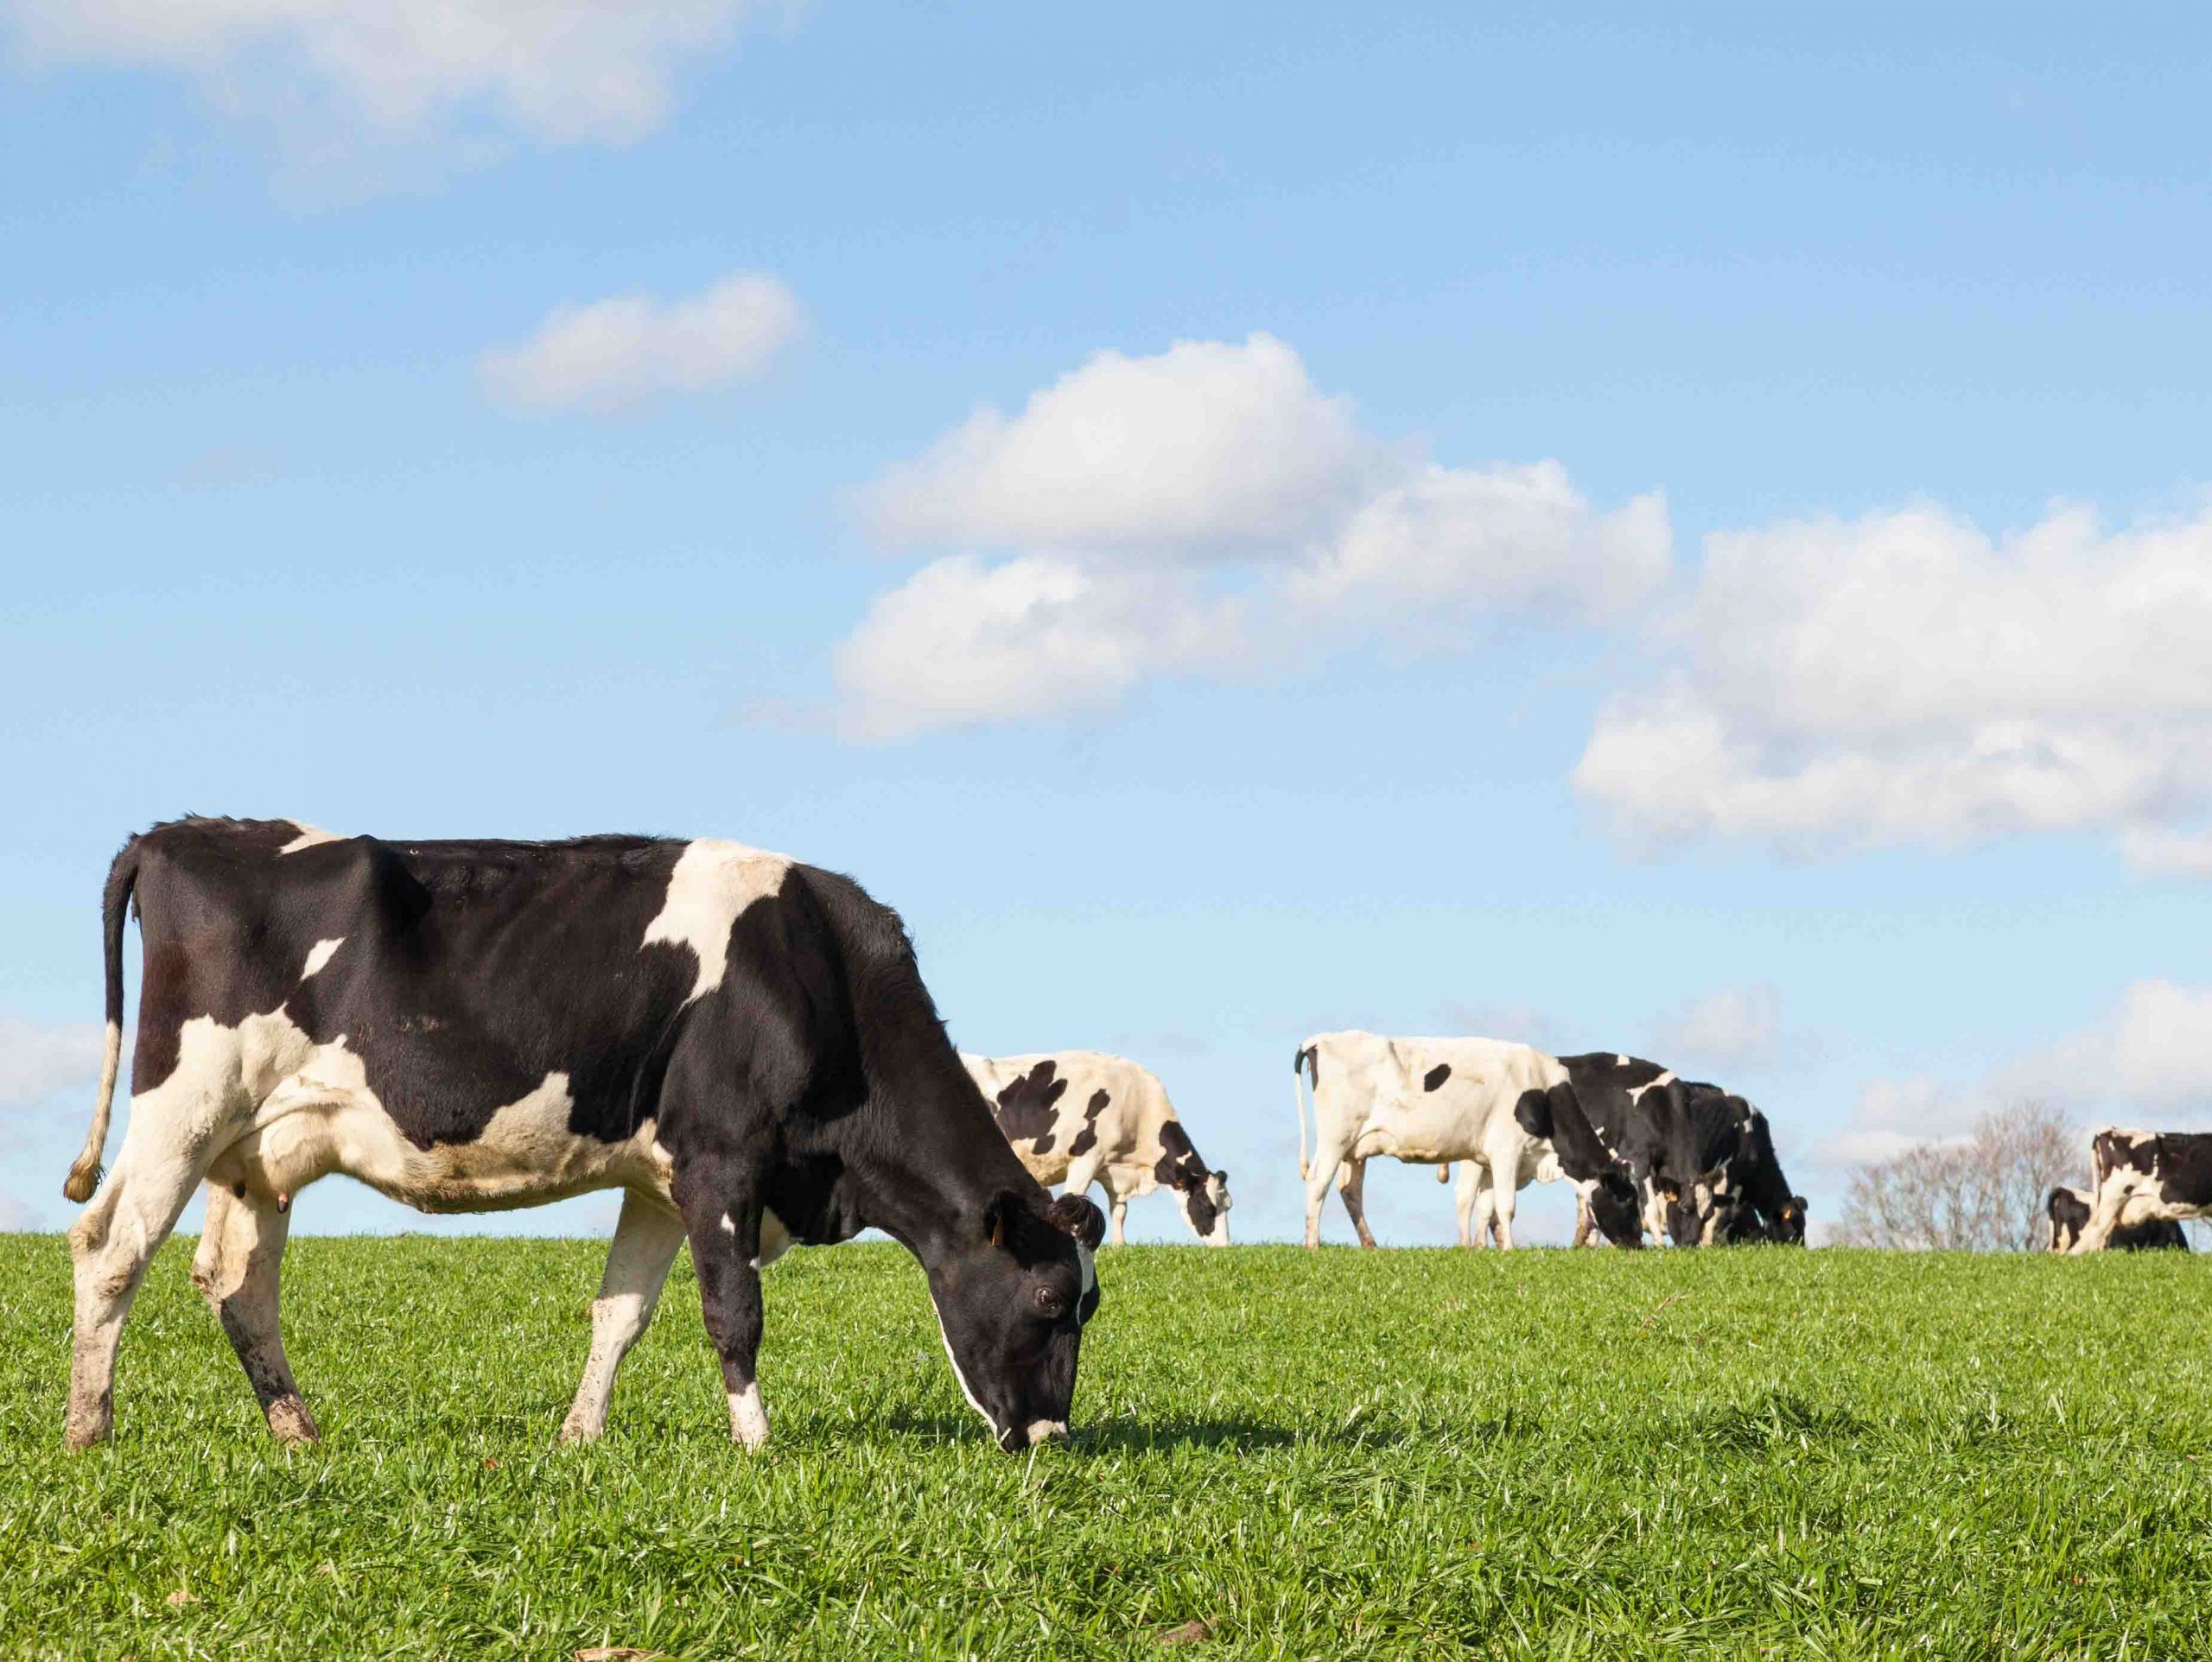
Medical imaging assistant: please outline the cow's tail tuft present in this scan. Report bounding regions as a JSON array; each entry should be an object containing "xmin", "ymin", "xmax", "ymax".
[
  {"xmin": 1293, "ymin": 1044, "xmax": 1317, "ymax": 1180},
  {"xmin": 64, "ymin": 841, "xmax": 137, "ymax": 1203}
]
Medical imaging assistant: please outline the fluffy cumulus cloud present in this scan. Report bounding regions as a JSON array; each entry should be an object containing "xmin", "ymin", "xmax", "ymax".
[
  {"xmin": 1651, "ymin": 985, "xmax": 1783, "ymax": 1069},
  {"xmin": 479, "ymin": 271, "xmax": 803, "ymax": 413},
  {"xmin": 1825, "ymin": 979, "xmax": 2212, "ymax": 1164},
  {"xmin": 3, "ymin": 0, "xmax": 789, "ymax": 146},
  {"xmin": 0, "ymin": 1017, "xmax": 105, "ymax": 1113},
  {"xmin": 1575, "ymin": 502, "xmax": 2212, "ymax": 871},
  {"xmin": 836, "ymin": 333, "xmax": 1669, "ymax": 738}
]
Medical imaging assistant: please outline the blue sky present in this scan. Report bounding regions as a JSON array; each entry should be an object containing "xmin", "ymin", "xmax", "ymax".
[{"xmin": 5, "ymin": 3, "xmax": 2211, "ymax": 1244}]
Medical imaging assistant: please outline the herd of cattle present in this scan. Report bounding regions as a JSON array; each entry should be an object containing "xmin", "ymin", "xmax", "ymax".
[{"xmin": 50, "ymin": 821, "xmax": 2211, "ymax": 1457}]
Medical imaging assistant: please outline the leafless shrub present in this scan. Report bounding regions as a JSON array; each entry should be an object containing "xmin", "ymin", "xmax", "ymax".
[{"xmin": 1836, "ymin": 1101, "xmax": 2078, "ymax": 1252}]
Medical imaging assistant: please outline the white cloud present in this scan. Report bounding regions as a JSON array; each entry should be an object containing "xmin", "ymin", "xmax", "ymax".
[
  {"xmin": 3, "ymin": 0, "xmax": 790, "ymax": 147},
  {"xmin": 832, "ymin": 555, "xmax": 1251, "ymax": 741},
  {"xmin": 834, "ymin": 334, "xmax": 1669, "ymax": 738},
  {"xmin": 1575, "ymin": 501, "xmax": 2212, "ymax": 871},
  {"xmin": 479, "ymin": 271, "xmax": 802, "ymax": 413},
  {"xmin": 0, "ymin": 1017, "xmax": 105, "ymax": 1113},
  {"xmin": 859, "ymin": 333, "xmax": 1375, "ymax": 555},
  {"xmin": 1827, "ymin": 979, "xmax": 2212, "ymax": 1164},
  {"xmin": 1652, "ymin": 985, "xmax": 1783, "ymax": 1069}
]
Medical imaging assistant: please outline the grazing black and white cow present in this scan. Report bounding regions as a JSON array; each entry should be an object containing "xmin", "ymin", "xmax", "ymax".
[
  {"xmin": 1557, "ymin": 1054, "xmax": 1806, "ymax": 1246},
  {"xmin": 60, "ymin": 817, "xmax": 1104, "ymax": 1456},
  {"xmin": 1293, "ymin": 1032, "xmax": 1641, "ymax": 1249},
  {"xmin": 2046, "ymin": 1183, "xmax": 2188, "ymax": 1253},
  {"xmin": 961, "ymin": 1051, "xmax": 1231, "ymax": 1246},
  {"xmin": 2069, "ymin": 1128, "xmax": 2212, "ymax": 1253}
]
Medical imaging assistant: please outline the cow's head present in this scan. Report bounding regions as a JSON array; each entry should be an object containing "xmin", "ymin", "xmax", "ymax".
[
  {"xmin": 1768, "ymin": 1194, "xmax": 1809, "ymax": 1244},
  {"xmin": 1585, "ymin": 1170, "xmax": 1643, "ymax": 1247},
  {"xmin": 1182, "ymin": 1169, "xmax": 1232, "ymax": 1246},
  {"xmin": 928, "ymin": 1189, "xmax": 1104, "ymax": 1453}
]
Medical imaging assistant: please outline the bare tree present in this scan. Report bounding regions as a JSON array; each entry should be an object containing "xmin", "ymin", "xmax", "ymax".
[{"xmin": 1837, "ymin": 1101, "xmax": 2078, "ymax": 1251}]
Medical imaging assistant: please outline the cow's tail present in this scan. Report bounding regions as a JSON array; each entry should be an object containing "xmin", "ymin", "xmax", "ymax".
[
  {"xmin": 1294, "ymin": 1044, "xmax": 1317, "ymax": 1179},
  {"xmin": 63, "ymin": 841, "xmax": 137, "ymax": 1203}
]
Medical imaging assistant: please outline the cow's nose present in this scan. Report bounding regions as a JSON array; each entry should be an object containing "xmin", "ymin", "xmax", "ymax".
[{"xmin": 1025, "ymin": 1419, "xmax": 1068, "ymax": 1447}]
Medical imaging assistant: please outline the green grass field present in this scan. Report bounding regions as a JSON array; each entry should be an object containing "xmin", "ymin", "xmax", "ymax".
[{"xmin": 3, "ymin": 1235, "xmax": 2209, "ymax": 1659}]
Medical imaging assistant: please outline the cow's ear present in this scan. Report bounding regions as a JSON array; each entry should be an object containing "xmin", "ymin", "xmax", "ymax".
[
  {"xmin": 1047, "ymin": 1193, "xmax": 1107, "ymax": 1251},
  {"xmin": 984, "ymin": 1190, "xmax": 1020, "ymax": 1250}
]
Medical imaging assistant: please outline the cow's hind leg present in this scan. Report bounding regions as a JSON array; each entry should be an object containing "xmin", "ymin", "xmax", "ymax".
[
  {"xmin": 66, "ymin": 1101, "xmax": 232, "ymax": 1448},
  {"xmin": 1336, "ymin": 1156, "xmax": 1379, "ymax": 1249},
  {"xmin": 191, "ymin": 1182, "xmax": 315, "ymax": 1444},
  {"xmin": 1454, "ymin": 1164, "xmax": 1490, "ymax": 1247},
  {"xmin": 561, "ymin": 1190, "xmax": 687, "ymax": 1443}
]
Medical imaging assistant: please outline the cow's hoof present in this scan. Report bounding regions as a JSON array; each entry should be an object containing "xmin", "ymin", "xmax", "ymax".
[
  {"xmin": 265, "ymin": 1396, "xmax": 320, "ymax": 1446},
  {"xmin": 62, "ymin": 1414, "xmax": 111, "ymax": 1452}
]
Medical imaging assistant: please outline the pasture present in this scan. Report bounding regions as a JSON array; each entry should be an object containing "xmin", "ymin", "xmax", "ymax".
[{"xmin": 3, "ymin": 1235, "xmax": 2208, "ymax": 1658}]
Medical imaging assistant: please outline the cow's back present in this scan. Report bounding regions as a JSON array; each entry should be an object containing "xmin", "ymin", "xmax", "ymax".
[
  {"xmin": 129, "ymin": 819, "xmax": 804, "ymax": 1156},
  {"xmin": 965, "ymin": 1050, "xmax": 1163, "ymax": 1182},
  {"xmin": 1305, "ymin": 1031, "xmax": 1560, "ymax": 1162}
]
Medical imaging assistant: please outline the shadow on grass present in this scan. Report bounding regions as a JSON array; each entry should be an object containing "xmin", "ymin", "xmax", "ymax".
[{"xmin": 874, "ymin": 1410, "xmax": 1309, "ymax": 1453}]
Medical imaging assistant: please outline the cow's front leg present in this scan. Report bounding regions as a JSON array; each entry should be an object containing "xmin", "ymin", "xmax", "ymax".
[
  {"xmin": 190, "ymin": 1181, "xmax": 315, "ymax": 1445},
  {"xmin": 562, "ymin": 1189, "xmax": 687, "ymax": 1443},
  {"xmin": 1571, "ymin": 1189, "xmax": 1595, "ymax": 1247},
  {"xmin": 1336, "ymin": 1156, "xmax": 1378, "ymax": 1249},
  {"xmin": 679, "ymin": 1184, "xmax": 772, "ymax": 1450}
]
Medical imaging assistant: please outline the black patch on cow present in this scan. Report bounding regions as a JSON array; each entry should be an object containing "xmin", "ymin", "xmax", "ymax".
[
  {"xmin": 1423, "ymin": 1063, "xmax": 1451, "ymax": 1092},
  {"xmin": 1066, "ymin": 1089, "xmax": 1109, "ymax": 1158},
  {"xmin": 992, "ymin": 1060, "xmax": 1070, "ymax": 1151},
  {"xmin": 1142, "ymin": 1116, "xmax": 1216, "ymax": 1239}
]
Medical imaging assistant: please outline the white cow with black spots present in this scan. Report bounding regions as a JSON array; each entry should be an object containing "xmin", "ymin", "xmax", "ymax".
[
  {"xmin": 1293, "ymin": 1031, "xmax": 1642, "ymax": 1249},
  {"xmin": 962, "ymin": 1051, "xmax": 1231, "ymax": 1245}
]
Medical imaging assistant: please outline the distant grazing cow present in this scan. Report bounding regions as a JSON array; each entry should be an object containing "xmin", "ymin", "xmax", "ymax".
[
  {"xmin": 1556, "ymin": 1054, "xmax": 1806, "ymax": 1246},
  {"xmin": 60, "ymin": 817, "xmax": 1103, "ymax": 1456},
  {"xmin": 961, "ymin": 1051, "xmax": 1231, "ymax": 1245},
  {"xmin": 2046, "ymin": 1183, "xmax": 2188, "ymax": 1253},
  {"xmin": 2069, "ymin": 1128, "xmax": 2212, "ymax": 1253},
  {"xmin": 1293, "ymin": 1031, "xmax": 1641, "ymax": 1249}
]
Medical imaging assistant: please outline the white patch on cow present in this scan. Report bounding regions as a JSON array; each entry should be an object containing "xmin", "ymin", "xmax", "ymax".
[
  {"xmin": 1075, "ymin": 1240, "xmax": 1096, "ymax": 1323},
  {"xmin": 1615, "ymin": 1055, "xmax": 1631, "ymax": 1067},
  {"xmin": 728, "ymin": 1382, "xmax": 770, "ymax": 1451},
  {"xmin": 757, "ymin": 1208, "xmax": 793, "ymax": 1267},
  {"xmin": 184, "ymin": 1012, "xmax": 673, "ymax": 1215},
  {"xmin": 276, "ymin": 823, "xmax": 345, "ymax": 854},
  {"xmin": 641, "ymin": 839, "xmax": 794, "ymax": 1005},
  {"xmin": 1624, "ymin": 1069, "xmax": 1677, "ymax": 1107},
  {"xmin": 719, "ymin": 1212, "xmax": 736, "ymax": 1234},
  {"xmin": 1026, "ymin": 1419, "xmax": 1066, "ymax": 1445},
  {"xmin": 300, "ymin": 938, "xmax": 345, "ymax": 980}
]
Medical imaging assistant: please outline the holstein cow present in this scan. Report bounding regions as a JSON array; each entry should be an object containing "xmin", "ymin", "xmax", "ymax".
[
  {"xmin": 1293, "ymin": 1031, "xmax": 1641, "ymax": 1249},
  {"xmin": 961, "ymin": 1051, "xmax": 1231, "ymax": 1246},
  {"xmin": 60, "ymin": 817, "xmax": 1104, "ymax": 1456},
  {"xmin": 2069, "ymin": 1128, "xmax": 2212, "ymax": 1253},
  {"xmin": 2045, "ymin": 1183, "xmax": 2188, "ymax": 1253},
  {"xmin": 1556, "ymin": 1054, "xmax": 1806, "ymax": 1246}
]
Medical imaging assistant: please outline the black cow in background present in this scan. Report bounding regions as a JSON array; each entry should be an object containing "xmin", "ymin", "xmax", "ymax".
[{"xmin": 1557, "ymin": 1054, "xmax": 1806, "ymax": 1246}]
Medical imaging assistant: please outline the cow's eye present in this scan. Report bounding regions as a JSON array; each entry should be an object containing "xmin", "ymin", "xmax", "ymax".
[{"xmin": 1033, "ymin": 1284, "xmax": 1066, "ymax": 1320}]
